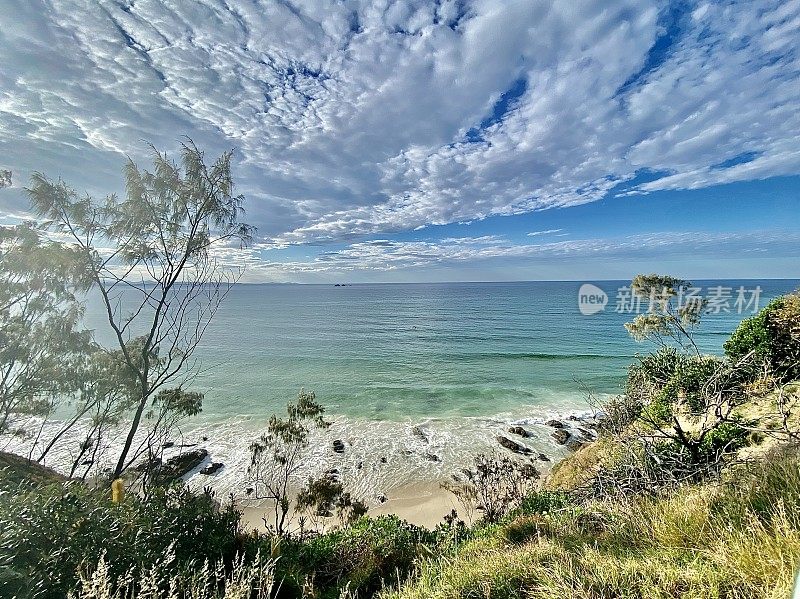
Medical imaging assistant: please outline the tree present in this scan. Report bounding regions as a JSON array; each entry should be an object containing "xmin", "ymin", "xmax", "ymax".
[
  {"xmin": 0, "ymin": 223, "xmax": 92, "ymax": 439},
  {"xmin": 624, "ymin": 274, "xmax": 706, "ymax": 355},
  {"xmin": 248, "ymin": 390, "xmax": 330, "ymax": 536},
  {"xmin": 27, "ymin": 142, "xmax": 253, "ymax": 478},
  {"xmin": 443, "ymin": 453, "xmax": 539, "ymax": 523}
]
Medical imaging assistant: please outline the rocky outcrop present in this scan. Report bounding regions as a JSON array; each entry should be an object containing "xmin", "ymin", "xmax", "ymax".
[
  {"xmin": 200, "ymin": 462, "xmax": 223, "ymax": 475},
  {"xmin": 508, "ymin": 426, "xmax": 531, "ymax": 437},
  {"xmin": 333, "ymin": 439, "xmax": 345, "ymax": 453},
  {"xmin": 153, "ymin": 448, "xmax": 208, "ymax": 482},
  {"xmin": 551, "ymin": 429, "xmax": 570, "ymax": 445},
  {"xmin": 497, "ymin": 435, "xmax": 533, "ymax": 454},
  {"xmin": 545, "ymin": 419, "xmax": 565, "ymax": 428},
  {"xmin": 412, "ymin": 426, "xmax": 429, "ymax": 443}
]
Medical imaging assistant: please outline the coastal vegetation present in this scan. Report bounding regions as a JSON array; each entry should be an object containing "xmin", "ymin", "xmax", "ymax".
[{"xmin": 1, "ymin": 146, "xmax": 799, "ymax": 598}]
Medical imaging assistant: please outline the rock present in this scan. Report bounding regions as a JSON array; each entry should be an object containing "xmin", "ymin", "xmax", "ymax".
[
  {"xmin": 380, "ymin": 456, "xmax": 387, "ymax": 463},
  {"xmin": 356, "ymin": 461, "xmax": 363, "ymax": 470},
  {"xmin": 545, "ymin": 419, "xmax": 565, "ymax": 428},
  {"xmin": 332, "ymin": 439, "xmax": 345, "ymax": 453},
  {"xmin": 566, "ymin": 439, "xmax": 586, "ymax": 452},
  {"xmin": 163, "ymin": 441, "xmax": 175, "ymax": 449},
  {"xmin": 154, "ymin": 448, "xmax": 208, "ymax": 481},
  {"xmin": 424, "ymin": 452, "xmax": 441, "ymax": 462},
  {"xmin": 551, "ymin": 429, "xmax": 570, "ymax": 445},
  {"xmin": 200, "ymin": 462, "xmax": 223, "ymax": 475},
  {"xmin": 537, "ymin": 453, "xmax": 551, "ymax": 462},
  {"xmin": 245, "ymin": 487, "xmax": 254, "ymax": 495},
  {"xmin": 412, "ymin": 426, "xmax": 429, "ymax": 443},
  {"xmin": 508, "ymin": 426, "xmax": 530, "ymax": 438},
  {"xmin": 578, "ymin": 427, "xmax": 596, "ymax": 440},
  {"xmin": 497, "ymin": 435, "xmax": 532, "ymax": 454},
  {"xmin": 201, "ymin": 436, "xmax": 209, "ymax": 442},
  {"xmin": 567, "ymin": 415, "xmax": 579, "ymax": 421},
  {"xmin": 378, "ymin": 494, "xmax": 388, "ymax": 503},
  {"xmin": 324, "ymin": 468, "xmax": 340, "ymax": 479}
]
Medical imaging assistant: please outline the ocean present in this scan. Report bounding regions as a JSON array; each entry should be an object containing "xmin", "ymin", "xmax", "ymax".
[{"xmin": 12, "ymin": 279, "xmax": 799, "ymax": 500}]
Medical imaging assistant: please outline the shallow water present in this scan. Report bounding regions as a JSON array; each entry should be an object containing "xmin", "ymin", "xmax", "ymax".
[{"xmin": 17, "ymin": 279, "xmax": 797, "ymax": 499}]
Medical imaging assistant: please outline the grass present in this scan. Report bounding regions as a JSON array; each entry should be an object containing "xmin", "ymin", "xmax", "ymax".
[{"xmin": 383, "ymin": 447, "xmax": 800, "ymax": 599}]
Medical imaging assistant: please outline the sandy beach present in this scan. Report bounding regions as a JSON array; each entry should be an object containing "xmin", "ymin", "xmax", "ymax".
[{"xmin": 239, "ymin": 480, "xmax": 468, "ymax": 532}]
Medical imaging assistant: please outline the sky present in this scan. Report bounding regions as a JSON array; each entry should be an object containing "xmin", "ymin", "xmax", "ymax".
[{"xmin": 0, "ymin": 0, "xmax": 798, "ymax": 283}]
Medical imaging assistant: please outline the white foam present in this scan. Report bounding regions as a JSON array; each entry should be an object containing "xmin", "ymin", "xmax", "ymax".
[{"xmin": 2, "ymin": 402, "xmax": 602, "ymax": 507}]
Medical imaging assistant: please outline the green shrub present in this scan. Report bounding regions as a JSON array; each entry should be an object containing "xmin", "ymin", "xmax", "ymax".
[
  {"xmin": 265, "ymin": 515, "xmax": 433, "ymax": 598},
  {"xmin": 0, "ymin": 483, "xmax": 241, "ymax": 599},
  {"xmin": 725, "ymin": 293, "xmax": 800, "ymax": 382},
  {"xmin": 519, "ymin": 490, "xmax": 572, "ymax": 516}
]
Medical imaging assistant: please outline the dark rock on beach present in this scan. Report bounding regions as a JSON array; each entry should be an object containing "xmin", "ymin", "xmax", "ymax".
[
  {"xmin": 537, "ymin": 453, "xmax": 550, "ymax": 462},
  {"xmin": 412, "ymin": 426, "xmax": 429, "ymax": 443},
  {"xmin": 566, "ymin": 439, "xmax": 586, "ymax": 452},
  {"xmin": 552, "ymin": 429, "xmax": 570, "ymax": 445},
  {"xmin": 200, "ymin": 462, "xmax": 223, "ymax": 476},
  {"xmin": 497, "ymin": 435, "xmax": 532, "ymax": 454},
  {"xmin": 508, "ymin": 426, "xmax": 531, "ymax": 437},
  {"xmin": 162, "ymin": 441, "xmax": 175, "ymax": 449},
  {"xmin": 380, "ymin": 456, "xmax": 387, "ymax": 463},
  {"xmin": 424, "ymin": 452, "xmax": 441, "ymax": 462},
  {"xmin": 155, "ymin": 448, "xmax": 208, "ymax": 481},
  {"xmin": 545, "ymin": 419, "xmax": 565, "ymax": 428},
  {"xmin": 332, "ymin": 439, "xmax": 345, "ymax": 453}
]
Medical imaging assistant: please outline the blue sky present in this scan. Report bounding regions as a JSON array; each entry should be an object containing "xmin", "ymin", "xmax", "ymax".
[{"xmin": 0, "ymin": 0, "xmax": 798, "ymax": 282}]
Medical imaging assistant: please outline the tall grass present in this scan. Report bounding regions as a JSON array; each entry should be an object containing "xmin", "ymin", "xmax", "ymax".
[
  {"xmin": 383, "ymin": 448, "xmax": 800, "ymax": 599},
  {"xmin": 69, "ymin": 550, "xmax": 277, "ymax": 599}
]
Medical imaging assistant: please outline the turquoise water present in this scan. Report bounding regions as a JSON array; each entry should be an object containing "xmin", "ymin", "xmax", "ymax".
[
  {"xmin": 26, "ymin": 279, "xmax": 798, "ymax": 496},
  {"xmin": 160, "ymin": 280, "xmax": 797, "ymax": 421}
]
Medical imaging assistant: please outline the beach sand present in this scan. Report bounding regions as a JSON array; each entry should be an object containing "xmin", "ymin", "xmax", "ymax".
[{"xmin": 239, "ymin": 480, "xmax": 467, "ymax": 532}]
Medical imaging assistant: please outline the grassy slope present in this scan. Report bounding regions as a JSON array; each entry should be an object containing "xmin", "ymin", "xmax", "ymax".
[{"xmin": 385, "ymin": 383, "xmax": 800, "ymax": 599}]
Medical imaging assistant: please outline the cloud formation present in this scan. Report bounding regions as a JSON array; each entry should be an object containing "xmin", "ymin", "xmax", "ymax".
[{"xmin": 0, "ymin": 0, "xmax": 798, "ymax": 254}]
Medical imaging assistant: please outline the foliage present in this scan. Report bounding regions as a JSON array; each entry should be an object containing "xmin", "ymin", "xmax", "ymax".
[
  {"xmin": 518, "ymin": 490, "xmax": 572, "ymax": 516},
  {"xmin": 248, "ymin": 389, "xmax": 330, "ymax": 536},
  {"xmin": 0, "ymin": 223, "xmax": 94, "ymax": 438},
  {"xmin": 296, "ymin": 475, "xmax": 368, "ymax": 530},
  {"xmin": 442, "ymin": 453, "xmax": 539, "ymax": 523},
  {"xmin": 279, "ymin": 515, "xmax": 434, "ymax": 598},
  {"xmin": 0, "ymin": 482, "xmax": 241, "ymax": 599},
  {"xmin": 384, "ymin": 449, "xmax": 800, "ymax": 599},
  {"xmin": 725, "ymin": 293, "xmax": 800, "ymax": 382},
  {"xmin": 624, "ymin": 274, "xmax": 706, "ymax": 355},
  {"xmin": 27, "ymin": 141, "xmax": 253, "ymax": 478}
]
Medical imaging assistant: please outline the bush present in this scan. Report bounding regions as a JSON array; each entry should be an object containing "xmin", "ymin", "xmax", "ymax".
[
  {"xmin": 0, "ymin": 482, "xmax": 241, "ymax": 599},
  {"xmin": 519, "ymin": 490, "xmax": 572, "ymax": 516},
  {"xmin": 265, "ymin": 515, "xmax": 433, "ymax": 598},
  {"xmin": 725, "ymin": 293, "xmax": 800, "ymax": 382}
]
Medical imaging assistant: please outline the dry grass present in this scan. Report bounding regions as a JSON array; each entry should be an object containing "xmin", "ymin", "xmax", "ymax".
[{"xmin": 384, "ymin": 449, "xmax": 800, "ymax": 599}]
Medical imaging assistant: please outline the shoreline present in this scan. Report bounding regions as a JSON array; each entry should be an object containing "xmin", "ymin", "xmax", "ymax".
[
  {"xmin": 3, "ymin": 409, "xmax": 599, "ymax": 527},
  {"xmin": 239, "ymin": 480, "xmax": 466, "ymax": 532}
]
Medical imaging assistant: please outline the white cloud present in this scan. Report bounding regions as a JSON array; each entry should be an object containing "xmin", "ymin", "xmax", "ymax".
[
  {"xmin": 0, "ymin": 0, "xmax": 798, "ymax": 247},
  {"xmin": 230, "ymin": 230, "xmax": 800, "ymax": 281},
  {"xmin": 526, "ymin": 229, "xmax": 563, "ymax": 237}
]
